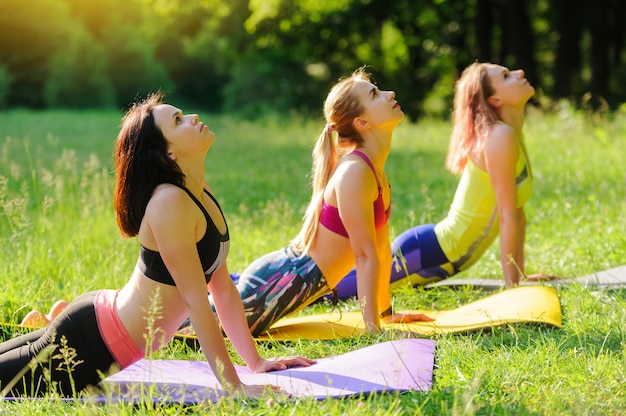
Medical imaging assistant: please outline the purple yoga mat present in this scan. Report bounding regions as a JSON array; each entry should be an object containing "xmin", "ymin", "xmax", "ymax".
[{"xmin": 100, "ymin": 339, "xmax": 436, "ymax": 404}]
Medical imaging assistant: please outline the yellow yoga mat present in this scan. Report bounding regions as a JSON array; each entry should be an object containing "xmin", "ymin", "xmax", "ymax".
[
  {"xmin": 5, "ymin": 286, "xmax": 562, "ymax": 343},
  {"xmin": 257, "ymin": 286, "xmax": 562, "ymax": 341}
]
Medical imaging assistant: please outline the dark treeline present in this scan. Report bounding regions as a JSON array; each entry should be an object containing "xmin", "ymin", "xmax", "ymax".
[{"xmin": 1, "ymin": 0, "xmax": 624, "ymax": 120}]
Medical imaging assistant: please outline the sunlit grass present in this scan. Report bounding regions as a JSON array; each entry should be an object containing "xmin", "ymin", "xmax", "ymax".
[{"xmin": 0, "ymin": 106, "xmax": 625, "ymax": 414}]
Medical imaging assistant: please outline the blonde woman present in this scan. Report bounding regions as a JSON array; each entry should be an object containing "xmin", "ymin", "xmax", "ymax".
[{"xmin": 225, "ymin": 68, "xmax": 431, "ymax": 337}]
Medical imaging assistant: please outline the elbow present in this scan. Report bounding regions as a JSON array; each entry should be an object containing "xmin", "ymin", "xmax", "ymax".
[
  {"xmin": 354, "ymin": 250, "xmax": 378, "ymax": 269},
  {"xmin": 499, "ymin": 211, "xmax": 520, "ymax": 228}
]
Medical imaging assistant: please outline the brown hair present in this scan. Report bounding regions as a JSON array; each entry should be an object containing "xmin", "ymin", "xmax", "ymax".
[
  {"xmin": 113, "ymin": 92, "xmax": 184, "ymax": 237},
  {"xmin": 446, "ymin": 62, "xmax": 500, "ymax": 174},
  {"xmin": 292, "ymin": 67, "xmax": 370, "ymax": 252}
]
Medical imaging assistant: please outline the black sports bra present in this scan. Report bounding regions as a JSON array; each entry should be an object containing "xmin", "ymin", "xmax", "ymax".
[{"xmin": 138, "ymin": 184, "xmax": 230, "ymax": 286}]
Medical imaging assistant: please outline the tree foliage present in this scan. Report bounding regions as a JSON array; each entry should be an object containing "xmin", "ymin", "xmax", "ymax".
[
  {"xmin": 44, "ymin": 28, "xmax": 115, "ymax": 108},
  {"xmin": 0, "ymin": 0, "xmax": 624, "ymax": 117},
  {"xmin": 0, "ymin": 0, "xmax": 73, "ymax": 107}
]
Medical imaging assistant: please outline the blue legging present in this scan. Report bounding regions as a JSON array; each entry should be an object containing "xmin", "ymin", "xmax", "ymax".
[{"xmin": 331, "ymin": 224, "xmax": 451, "ymax": 299}]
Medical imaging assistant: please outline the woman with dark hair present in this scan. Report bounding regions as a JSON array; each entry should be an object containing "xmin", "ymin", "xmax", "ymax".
[{"xmin": 0, "ymin": 93, "xmax": 313, "ymax": 398}]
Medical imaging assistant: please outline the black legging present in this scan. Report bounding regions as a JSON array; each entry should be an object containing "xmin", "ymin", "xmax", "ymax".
[{"xmin": 0, "ymin": 291, "xmax": 116, "ymax": 397}]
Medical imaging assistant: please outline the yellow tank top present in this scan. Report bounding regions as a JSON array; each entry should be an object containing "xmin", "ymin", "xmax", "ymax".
[{"xmin": 434, "ymin": 127, "xmax": 533, "ymax": 274}]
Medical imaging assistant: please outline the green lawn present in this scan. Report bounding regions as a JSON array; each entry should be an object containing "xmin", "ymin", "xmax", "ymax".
[{"xmin": 0, "ymin": 106, "xmax": 625, "ymax": 415}]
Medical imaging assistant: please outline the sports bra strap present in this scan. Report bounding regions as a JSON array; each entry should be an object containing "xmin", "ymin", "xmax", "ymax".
[
  {"xmin": 351, "ymin": 150, "xmax": 382, "ymax": 193},
  {"xmin": 171, "ymin": 183, "xmax": 212, "ymax": 220}
]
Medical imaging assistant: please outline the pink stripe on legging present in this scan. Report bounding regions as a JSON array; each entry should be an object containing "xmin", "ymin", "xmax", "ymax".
[{"xmin": 95, "ymin": 290, "xmax": 143, "ymax": 369}]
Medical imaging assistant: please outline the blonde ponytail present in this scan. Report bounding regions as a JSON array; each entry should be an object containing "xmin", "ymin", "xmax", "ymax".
[
  {"xmin": 292, "ymin": 129, "xmax": 337, "ymax": 252},
  {"xmin": 291, "ymin": 67, "xmax": 370, "ymax": 252}
]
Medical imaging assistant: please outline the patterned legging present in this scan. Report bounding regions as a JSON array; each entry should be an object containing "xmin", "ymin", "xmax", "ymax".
[{"xmin": 234, "ymin": 246, "xmax": 332, "ymax": 337}]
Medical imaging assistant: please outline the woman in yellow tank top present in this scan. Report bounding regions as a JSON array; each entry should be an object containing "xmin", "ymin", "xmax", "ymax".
[{"xmin": 335, "ymin": 62, "xmax": 545, "ymax": 296}]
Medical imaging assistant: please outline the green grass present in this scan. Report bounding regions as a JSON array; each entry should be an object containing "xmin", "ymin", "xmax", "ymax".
[{"xmin": 0, "ymin": 106, "xmax": 625, "ymax": 414}]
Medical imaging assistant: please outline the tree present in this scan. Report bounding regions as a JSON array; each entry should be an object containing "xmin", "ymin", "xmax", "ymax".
[
  {"xmin": 502, "ymin": 0, "xmax": 539, "ymax": 88},
  {"xmin": 44, "ymin": 28, "xmax": 115, "ymax": 108},
  {"xmin": 1, "ymin": 0, "xmax": 626, "ymax": 112},
  {"xmin": 0, "ymin": 0, "xmax": 74, "ymax": 107},
  {"xmin": 552, "ymin": 0, "xmax": 585, "ymax": 100}
]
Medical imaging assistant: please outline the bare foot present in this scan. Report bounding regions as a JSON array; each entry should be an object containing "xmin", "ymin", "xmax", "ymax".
[
  {"xmin": 47, "ymin": 300, "xmax": 68, "ymax": 320},
  {"xmin": 19, "ymin": 300, "xmax": 68, "ymax": 328},
  {"xmin": 20, "ymin": 310, "xmax": 50, "ymax": 328}
]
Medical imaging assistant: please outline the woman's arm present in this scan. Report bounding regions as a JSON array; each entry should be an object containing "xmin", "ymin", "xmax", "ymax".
[
  {"xmin": 375, "ymin": 224, "xmax": 393, "ymax": 314},
  {"xmin": 209, "ymin": 264, "xmax": 261, "ymax": 367},
  {"xmin": 209, "ymin": 264, "xmax": 315, "ymax": 372},
  {"xmin": 148, "ymin": 186, "xmax": 244, "ymax": 391},
  {"xmin": 517, "ymin": 206, "xmax": 526, "ymax": 274},
  {"xmin": 203, "ymin": 180, "xmax": 314, "ymax": 372},
  {"xmin": 377, "ymin": 224, "xmax": 434, "ymax": 324},
  {"xmin": 484, "ymin": 124, "xmax": 524, "ymax": 286},
  {"xmin": 337, "ymin": 166, "xmax": 434, "ymax": 328},
  {"xmin": 334, "ymin": 160, "xmax": 383, "ymax": 331}
]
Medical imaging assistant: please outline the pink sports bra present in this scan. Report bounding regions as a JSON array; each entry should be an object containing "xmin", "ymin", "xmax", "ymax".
[{"xmin": 319, "ymin": 150, "xmax": 391, "ymax": 238}]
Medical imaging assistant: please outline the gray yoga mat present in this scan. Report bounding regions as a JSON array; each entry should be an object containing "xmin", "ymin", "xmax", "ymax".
[{"xmin": 424, "ymin": 265, "xmax": 626, "ymax": 291}]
